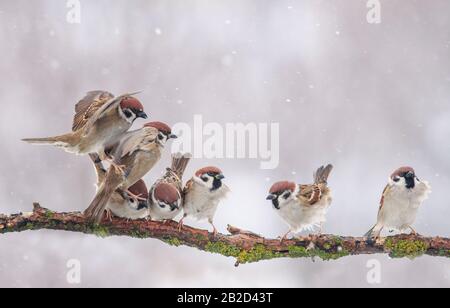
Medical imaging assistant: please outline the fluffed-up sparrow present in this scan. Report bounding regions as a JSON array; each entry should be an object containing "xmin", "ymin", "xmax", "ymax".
[
  {"xmin": 266, "ymin": 164, "xmax": 333, "ymax": 241},
  {"xmin": 179, "ymin": 166, "xmax": 229, "ymax": 236},
  {"xmin": 365, "ymin": 166, "xmax": 431, "ymax": 239},
  {"xmin": 148, "ymin": 155, "xmax": 190, "ymax": 222}
]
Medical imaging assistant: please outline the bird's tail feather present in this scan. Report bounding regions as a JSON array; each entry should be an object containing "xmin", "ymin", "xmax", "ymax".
[
  {"xmin": 314, "ymin": 164, "xmax": 334, "ymax": 184},
  {"xmin": 22, "ymin": 133, "xmax": 74, "ymax": 147},
  {"xmin": 84, "ymin": 182, "xmax": 116, "ymax": 224},
  {"xmin": 171, "ymin": 154, "xmax": 191, "ymax": 179},
  {"xmin": 89, "ymin": 154, "xmax": 107, "ymax": 186}
]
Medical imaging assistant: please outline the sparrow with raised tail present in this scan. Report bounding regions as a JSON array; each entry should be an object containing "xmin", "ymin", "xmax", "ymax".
[
  {"xmin": 148, "ymin": 155, "xmax": 191, "ymax": 221},
  {"xmin": 22, "ymin": 91, "xmax": 148, "ymax": 161},
  {"xmin": 90, "ymin": 154, "xmax": 149, "ymax": 220},
  {"xmin": 178, "ymin": 167, "xmax": 229, "ymax": 236},
  {"xmin": 84, "ymin": 122, "xmax": 177, "ymax": 223},
  {"xmin": 365, "ymin": 167, "xmax": 431, "ymax": 239},
  {"xmin": 266, "ymin": 164, "xmax": 333, "ymax": 241}
]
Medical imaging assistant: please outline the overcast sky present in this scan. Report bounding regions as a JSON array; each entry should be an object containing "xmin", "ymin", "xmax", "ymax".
[{"xmin": 0, "ymin": 0, "xmax": 449, "ymax": 287}]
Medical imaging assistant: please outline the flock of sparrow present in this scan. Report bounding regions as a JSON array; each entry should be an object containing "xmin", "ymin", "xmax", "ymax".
[{"xmin": 23, "ymin": 91, "xmax": 432, "ymax": 240}]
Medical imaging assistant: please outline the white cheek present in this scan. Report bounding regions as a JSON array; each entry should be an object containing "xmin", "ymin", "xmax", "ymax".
[
  {"xmin": 157, "ymin": 136, "xmax": 168, "ymax": 146},
  {"xmin": 197, "ymin": 176, "xmax": 213, "ymax": 188},
  {"xmin": 278, "ymin": 196, "xmax": 291, "ymax": 207},
  {"xmin": 390, "ymin": 177, "xmax": 406, "ymax": 187},
  {"xmin": 206, "ymin": 177, "xmax": 216, "ymax": 189},
  {"xmin": 158, "ymin": 202, "xmax": 171, "ymax": 212}
]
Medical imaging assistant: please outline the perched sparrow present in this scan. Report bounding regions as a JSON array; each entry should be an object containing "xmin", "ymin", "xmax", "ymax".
[
  {"xmin": 84, "ymin": 122, "xmax": 177, "ymax": 223},
  {"xmin": 148, "ymin": 155, "xmax": 190, "ymax": 222},
  {"xmin": 91, "ymin": 154, "xmax": 149, "ymax": 220},
  {"xmin": 179, "ymin": 166, "xmax": 229, "ymax": 236},
  {"xmin": 266, "ymin": 164, "xmax": 333, "ymax": 241},
  {"xmin": 365, "ymin": 167, "xmax": 431, "ymax": 239},
  {"xmin": 22, "ymin": 91, "xmax": 148, "ymax": 160}
]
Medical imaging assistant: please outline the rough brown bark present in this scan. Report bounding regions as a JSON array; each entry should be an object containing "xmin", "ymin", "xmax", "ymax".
[{"xmin": 0, "ymin": 203, "xmax": 448, "ymax": 266}]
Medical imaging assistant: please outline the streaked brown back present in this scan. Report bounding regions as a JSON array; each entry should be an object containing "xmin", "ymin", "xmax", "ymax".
[{"xmin": 72, "ymin": 91, "xmax": 114, "ymax": 131}]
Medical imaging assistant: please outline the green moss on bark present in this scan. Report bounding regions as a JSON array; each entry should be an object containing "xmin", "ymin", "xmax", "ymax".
[
  {"xmin": 385, "ymin": 238, "xmax": 429, "ymax": 259},
  {"xmin": 287, "ymin": 245, "xmax": 349, "ymax": 261},
  {"xmin": 205, "ymin": 241, "xmax": 241, "ymax": 257},
  {"xmin": 237, "ymin": 245, "xmax": 281, "ymax": 264}
]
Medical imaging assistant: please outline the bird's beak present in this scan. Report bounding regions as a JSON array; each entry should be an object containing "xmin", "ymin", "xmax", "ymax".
[
  {"xmin": 266, "ymin": 194, "xmax": 276, "ymax": 201},
  {"xmin": 169, "ymin": 134, "xmax": 178, "ymax": 139},
  {"xmin": 216, "ymin": 174, "xmax": 225, "ymax": 180},
  {"xmin": 137, "ymin": 111, "xmax": 148, "ymax": 119}
]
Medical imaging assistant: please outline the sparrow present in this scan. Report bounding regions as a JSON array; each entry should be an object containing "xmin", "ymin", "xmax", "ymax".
[
  {"xmin": 266, "ymin": 164, "xmax": 333, "ymax": 241},
  {"xmin": 148, "ymin": 155, "xmax": 190, "ymax": 221},
  {"xmin": 178, "ymin": 166, "xmax": 229, "ymax": 236},
  {"xmin": 90, "ymin": 154, "xmax": 149, "ymax": 220},
  {"xmin": 365, "ymin": 166, "xmax": 431, "ymax": 239},
  {"xmin": 84, "ymin": 121, "xmax": 177, "ymax": 223},
  {"xmin": 22, "ymin": 91, "xmax": 148, "ymax": 161}
]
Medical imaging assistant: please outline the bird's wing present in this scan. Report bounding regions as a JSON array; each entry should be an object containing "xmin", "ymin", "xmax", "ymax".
[
  {"xmin": 375, "ymin": 184, "xmax": 391, "ymax": 223},
  {"xmin": 162, "ymin": 169, "xmax": 183, "ymax": 192},
  {"xmin": 72, "ymin": 91, "xmax": 114, "ymax": 132},
  {"xmin": 378, "ymin": 185, "xmax": 390, "ymax": 212},
  {"xmin": 115, "ymin": 127, "xmax": 158, "ymax": 160},
  {"xmin": 297, "ymin": 183, "xmax": 328, "ymax": 206},
  {"xmin": 182, "ymin": 179, "xmax": 194, "ymax": 198},
  {"xmin": 82, "ymin": 92, "xmax": 137, "ymax": 136}
]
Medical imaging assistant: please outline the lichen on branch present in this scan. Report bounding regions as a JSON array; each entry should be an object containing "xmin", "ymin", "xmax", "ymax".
[{"xmin": 0, "ymin": 203, "xmax": 449, "ymax": 265}]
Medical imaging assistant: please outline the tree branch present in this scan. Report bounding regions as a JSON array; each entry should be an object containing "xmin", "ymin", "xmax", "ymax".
[{"xmin": 1, "ymin": 203, "xmax": 448, "ymax": 266}]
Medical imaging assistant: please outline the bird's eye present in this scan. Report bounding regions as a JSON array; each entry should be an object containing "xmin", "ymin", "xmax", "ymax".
[
  {"xmin": 393, "ymin": 176, "xmax": 400, "ymax": 182},
  {"xmin": 158, "ymin": 134, "xmax": 164, "ymax": 141},
  {"xmin": 123, "ymin": 109, "xmax": 133, "ymax": 118},
  {"xmin": 129, "ymin": 199, "xmax": 135, "ymax": 203},
  {"xmin": 201, "ymin": 175, "xmax": 209, "ymax": 182},
  {"xmin": 283, "ymin": 192, "xmax": 291, "ymax": 199},
  {"xmin": 159, "ymin": 203, "xmax": 166, "ymax": 208}
]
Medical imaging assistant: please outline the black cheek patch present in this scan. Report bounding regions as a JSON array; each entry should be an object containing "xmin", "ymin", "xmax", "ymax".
[
  {"xmin": 137, "ymin": 202, "xmax": 148, "ymax": 210},
  {"xmin": 212, "ymin": 179, "xmax": 223, "ymax": 191},
  {"xmin": 272, "ymin": 199, "xmax": 280, "ymax": 210}
]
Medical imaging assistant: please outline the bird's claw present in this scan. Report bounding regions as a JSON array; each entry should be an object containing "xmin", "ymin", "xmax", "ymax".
[
  {"xmin": 112, "ymin": 163, "xmax": 127, "ymax": 175},
  {"xmin": 178, "ymin": 220, "xmax": 184, "ymax": 232},
  {"xmin": 126, "ymin": 190, "xmax": 147, "ymax": 203}
]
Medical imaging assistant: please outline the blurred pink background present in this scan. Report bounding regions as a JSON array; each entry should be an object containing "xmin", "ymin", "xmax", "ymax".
[{"xmin": 0, "ymin": 0, "xmax": 449, "ymax": 287}]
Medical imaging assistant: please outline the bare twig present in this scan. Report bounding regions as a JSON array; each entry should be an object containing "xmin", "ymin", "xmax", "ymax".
[{"xmin": 0, "ymin": 203, "xmax": 448, "ymax": 265}]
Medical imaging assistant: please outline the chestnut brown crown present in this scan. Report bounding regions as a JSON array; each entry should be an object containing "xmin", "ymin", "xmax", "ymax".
[
  {"xmin": 144, "ymin": 122, "xmax": 172, "ymax": 135},
  {"xmin": 195, "ymin": 166, "xmax": 223, "ymax": 177},
  {"xmin": 153, "ymin": 183, "xmax": 180, "ymax": 204},
  {"xmin": 391, "ymin": 166, "xmax": 415, "ymax": 179},
  {"xmin": 128, "ymin": 179, "xmax": 149, "ymax": 200},
  {"xmin": 120, "ymin": 97, "xmax": 144, "ymax": 112},
  {"xmin": 269, "ymin": 181, "xmax": 296, "ymax": 194}
]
